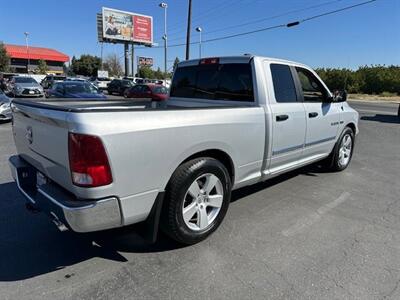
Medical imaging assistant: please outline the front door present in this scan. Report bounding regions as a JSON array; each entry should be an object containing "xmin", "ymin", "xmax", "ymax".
[
  {"xmin": 294, "ymin": 67, "xmax": 341, "ymax": 158},
  {"xmin": 267, "ymin": 63, "xmax": 307, "ymax": 174}
]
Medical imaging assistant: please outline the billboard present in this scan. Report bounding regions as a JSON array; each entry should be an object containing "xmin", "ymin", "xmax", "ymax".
[
  {"xmin": 102, "ymin": 7, "xmax": 153, "ymax": 45},
  {"xmin": 138, "ymin": 56, "xmax": 153, "ymax": 67}
]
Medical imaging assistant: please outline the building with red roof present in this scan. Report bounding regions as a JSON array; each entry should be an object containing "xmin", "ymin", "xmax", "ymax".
[{"xmin": 5, "ymin": 44, "xmax": 69, "ymax": 74}]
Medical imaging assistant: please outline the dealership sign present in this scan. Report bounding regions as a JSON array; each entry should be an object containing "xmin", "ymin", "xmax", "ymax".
[
  {"xmin": 137, "ymin": 56, "xmax": 153, "ymax": 67},
  {"xmin": 101, "ymin": 7, "xmax": 153, "ymax": 45}
]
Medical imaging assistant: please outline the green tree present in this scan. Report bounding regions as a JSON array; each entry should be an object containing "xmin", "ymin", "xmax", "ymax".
[
  {"xmin": 36, "ymin": 59, "xmax": 48, "ymax": 74},
  {"xmin": 102, "ymin": 54, "xmax": 123, "ymax": 77},
  {"xmin": 154, "ymin": 67, "xmax": 163, "ymax": 79},
  {"xmin": 172, "ymin": 57, "xmax": 180, "ymax": 71},
  {"xmin": 138, "ymin": 66, "xmax": 155, "ymax": 79},
  {"xmin": 71, "ymin": 54, "xmax": 101, "ymax": 77},
  {"xmin": 315, "ymin": 65, "xmax": 400, "ymax": 95},
  {"xmin": 0, "ymin": 42, "xmax": 10, "ymax": 72}
]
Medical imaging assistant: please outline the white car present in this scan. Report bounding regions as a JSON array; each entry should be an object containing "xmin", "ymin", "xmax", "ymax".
[
  {"xmin": 0, "ymin": 89, "xmax": 12, "ymax": 121},
  {"xmin": 92, "ymin": 77, "xmax": 111, "ymax": 90}
]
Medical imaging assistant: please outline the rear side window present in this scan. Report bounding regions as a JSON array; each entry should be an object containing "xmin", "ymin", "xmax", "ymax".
[
  {"xmin": 170, "ymin": 63, "xmax": 254, "ymax": 102},
  {"xmin": 270, "ymin": 64, "xmax": 297, "ymax": 103}
]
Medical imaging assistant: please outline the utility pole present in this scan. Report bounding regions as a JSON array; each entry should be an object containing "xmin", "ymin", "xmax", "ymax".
[
  {"xmin": 100, "ymin": 42, "xmax": 104, "ymax": 70},
  {"xmin": 24, "ymin": 32, "xmax": 30, "ymax": 73},
  {"xmin": 185, "ymin": 0, "xmax": 192, "ymax": 60},
  {"xmin": 131, "ymin": 44, "xmax": 135, "ymax": 77},
  {"xmin": 159, "ymin": 3, "xmax": 168, "ymax": 79},
  {"xmin": 124, "ymin": 43, "xmax": 129, "ymax": 77}
]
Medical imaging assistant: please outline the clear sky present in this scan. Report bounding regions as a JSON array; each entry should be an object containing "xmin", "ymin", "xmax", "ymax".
[{"xmin": 0, "ymin": 0, "xmax": 399, "ymax": 71}]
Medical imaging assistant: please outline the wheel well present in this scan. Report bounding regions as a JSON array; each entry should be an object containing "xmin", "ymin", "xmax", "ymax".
[
  {"xmin": 346, "ymin": 122, "xmax": 356, "ymax": 134},
  {"xmin": 182, "ymin": 149, "xmax": 235, "ymax": 184}
]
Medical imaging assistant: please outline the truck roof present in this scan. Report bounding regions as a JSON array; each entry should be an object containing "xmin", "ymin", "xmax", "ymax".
[{"xmin": 177, "ymin": 55, "xmax": 308, "ymax": 68}]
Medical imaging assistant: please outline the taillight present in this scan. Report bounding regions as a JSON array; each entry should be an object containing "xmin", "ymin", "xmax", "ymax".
[
  {"xmin": 68, "ymin": 133, "xmax": 113, "ymax": 187},
  {"xmin": 199, "ymin": 57, "xmax": 219, "ymax": 65}
]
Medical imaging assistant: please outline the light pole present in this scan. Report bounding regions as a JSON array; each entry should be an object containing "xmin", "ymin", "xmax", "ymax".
[
  {"xmin": 159, "ymin": 2, "xmax": 168, "ymax": 79},
  {"xmin": 185, "ymin": 0, "xmax": 192, "ymax": 60},
  {"xmin": 24, "ymin": 32, "xmax": 30, "ymax": 73},
  {"xmin": 195, "ymin": 27, "xmax": 202, "ymax": 58}
]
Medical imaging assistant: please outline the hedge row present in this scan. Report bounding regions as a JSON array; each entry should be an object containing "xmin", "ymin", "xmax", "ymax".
[{"xmin": 315, "ymin": 65, "xmax": 400, "ymax": 95}]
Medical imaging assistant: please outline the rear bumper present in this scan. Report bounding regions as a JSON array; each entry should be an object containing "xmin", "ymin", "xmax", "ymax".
[{"xmin": 9, "ymin": 155, "xmax": 123, "ymax": 232}]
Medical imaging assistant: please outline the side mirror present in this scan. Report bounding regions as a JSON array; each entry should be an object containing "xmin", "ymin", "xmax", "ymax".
[{"xmin": 333, "ymin": 90, "xmax": 347, "ymax": 102}]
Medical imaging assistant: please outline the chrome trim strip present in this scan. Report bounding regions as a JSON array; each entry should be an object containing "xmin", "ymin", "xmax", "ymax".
[
  {"xmin": 305, "ymin": 136, "xmax": 336, "ymax": 147},
  {"xmin": 272, "ymin": 144, "xmax": 303, "ymax": 156},
  {"xmin": 272, "ymin": 136, "xmax": 337, "ymax": 156}
]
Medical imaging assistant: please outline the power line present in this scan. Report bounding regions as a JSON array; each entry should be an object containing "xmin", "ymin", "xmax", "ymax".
[
  {"xmin": 149, "ymin": 0, "xmax": 377, "ymax": 49},
  {"xmin": 155, "ymin": 0, "xmax": 352, "ymax": 44},
  {"xmin": 162, "ymin": 0, "xmax": 345, "ymax": 44}
]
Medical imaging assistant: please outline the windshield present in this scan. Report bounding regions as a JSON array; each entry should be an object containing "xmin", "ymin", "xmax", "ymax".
[
  {"xmin": 14, "ymin": 77, "xmax": 37, "ymax": 84},
  {"xmin": 153, "ymin": 86, "xmax": 168, "ymax": 94},
  {"xmin": 64, "ymin": 83, "xmax": 98, "ymax": 94},
  {"xmin": 97, "ymin": 77, "xmax": 110, "ymax": 81}
]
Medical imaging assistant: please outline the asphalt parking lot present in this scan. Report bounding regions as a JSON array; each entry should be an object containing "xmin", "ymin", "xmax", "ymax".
[{"xmin": 0, "ymin": 101, "xmax": 399, "ymax": 300}]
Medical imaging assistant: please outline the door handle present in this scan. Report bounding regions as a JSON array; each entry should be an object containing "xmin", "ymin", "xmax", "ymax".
[
  {"xmin": 276, "ymin": 114, "xmax": 289, "ymax": 122},
  {"xmin": 308, "ymin": 112, "xmax": 318, "ymax": 118}
]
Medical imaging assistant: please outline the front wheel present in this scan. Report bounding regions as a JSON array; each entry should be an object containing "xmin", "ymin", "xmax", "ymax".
[
  {"xmin": 161, "ymin": 158, "xmax": 231, "ymax": 245},
  {"xmin": 325, "ymin": 127, "xmax": 355, "ymax": 171}
]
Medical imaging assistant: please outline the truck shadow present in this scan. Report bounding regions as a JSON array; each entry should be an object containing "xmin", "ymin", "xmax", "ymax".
[
  {"xmin": 0, "ymin": 163, "xmax": 326, "ymax": 281},
  {"xmin": 361, "ymin": 114, "xmax": 400, "ymax": 124}
]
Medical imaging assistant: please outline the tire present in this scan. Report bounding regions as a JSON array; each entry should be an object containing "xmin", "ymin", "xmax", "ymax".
[
  {"xmin": 161, "ymin": 157, "xmax": 231, "ymax": 245},
  {"xmin": 325, "ymin": 127, "xmax": 355, "ymax": 171}
]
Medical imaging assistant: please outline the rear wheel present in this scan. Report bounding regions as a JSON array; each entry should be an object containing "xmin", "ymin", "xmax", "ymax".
[{"xmin": 161, "ymin": 158, "xmax": 231, "ymax": 245}]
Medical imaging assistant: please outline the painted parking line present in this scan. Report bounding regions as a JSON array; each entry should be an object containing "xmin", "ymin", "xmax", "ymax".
[{"xmin": 282, "ymin": 192, "xmax": 351, "ymax": 237}]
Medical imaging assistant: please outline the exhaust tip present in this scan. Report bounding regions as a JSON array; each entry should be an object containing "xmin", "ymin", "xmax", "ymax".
[{"xmin": 50, "ymin": 212, "xmax": 69, "ymax": 232}]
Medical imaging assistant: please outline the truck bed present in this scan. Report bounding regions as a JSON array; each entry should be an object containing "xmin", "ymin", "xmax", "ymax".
[
  {"xmin": 12, "ymin": 98, "xmax": 161, "ymax": 112},
  {"xmin": 11, "ymin": 98, "xmax": 252, "ymax": 113}
]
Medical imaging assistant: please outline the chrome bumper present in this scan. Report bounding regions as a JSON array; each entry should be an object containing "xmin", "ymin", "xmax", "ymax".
[{"xmin": 9, "ymin": 155, "xmax": 122, "ymax": 232}]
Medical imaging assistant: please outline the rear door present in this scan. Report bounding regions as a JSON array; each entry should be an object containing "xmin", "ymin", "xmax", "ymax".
[
  {"xmin": 267, "ymin": 63, "xmax": 307, "ymax": 173},
  {"xmin": 294, "ymin": 67, "xmax": 340, "ymax": 158}
]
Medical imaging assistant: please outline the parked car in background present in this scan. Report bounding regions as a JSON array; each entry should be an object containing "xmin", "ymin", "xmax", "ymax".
[
  {"xmin": 41, "ymin": 75, "xmax": 66, "ymax": 89},
  {"xmin": 10, "ymin": 76, "xmax": 44, "ymax": 98},
  {"xmin": 90, "ymin": 77, "xmax": 111, "ymax": 90},
  {"xmin": 124, "ymin": 84, "xmax": 169, "ymax": 101},
  {"xmin": 0, "ymin": 89, "xmax": 12, "ymax": 121},
  {"xmin": 9, "ymin": 55, "xmax": 358, "ymax": 245},
  {"xmin": 46, "ymin": 81, "xmax": 106, "ymax": 99},
  {"xmin": 65, "ymin": 77, "xmax": 87, "ymax": 82},
  {"xmin": 123, "ymin": 76, "xmax": 143, "ymax": 84},
  {"xmin": 107, "ymin": 79, "xmax": 133, "ymax": 96}
]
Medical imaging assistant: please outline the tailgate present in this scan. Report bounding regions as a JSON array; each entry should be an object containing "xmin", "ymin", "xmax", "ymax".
[{"xmin": 12, "ymin": 102, "xmax": 72, "ymax": 191}]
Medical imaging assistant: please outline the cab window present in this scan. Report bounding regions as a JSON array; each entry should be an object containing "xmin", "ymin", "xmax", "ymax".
[
  {"xmin": 170, "ymin": 63, "xmax": 254, "ymax": 102},
  {"xmin": 295, "ymin": 67, "xmax": 327, "ymax": 102}
]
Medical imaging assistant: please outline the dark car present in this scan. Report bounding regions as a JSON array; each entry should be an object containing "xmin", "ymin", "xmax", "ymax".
[
  {"xmin": 107, "ymin": 79, "xmax": 133, "ymax": 96},
  {"xmin": 124, "ymin": 84, "xmax": 169, "ymax": 101},
  {"xmin": 41, "ymin": 75, "xmax": 66, "ymax": 89},
  {"xmin": 46, "ymin": 81, "xmax": 107, "ymax": 99}
]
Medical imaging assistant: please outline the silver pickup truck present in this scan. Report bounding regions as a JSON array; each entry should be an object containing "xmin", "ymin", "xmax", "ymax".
[{"xmin": 9, "ymin": 55, "xmax": 359, "ymax": 244}]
